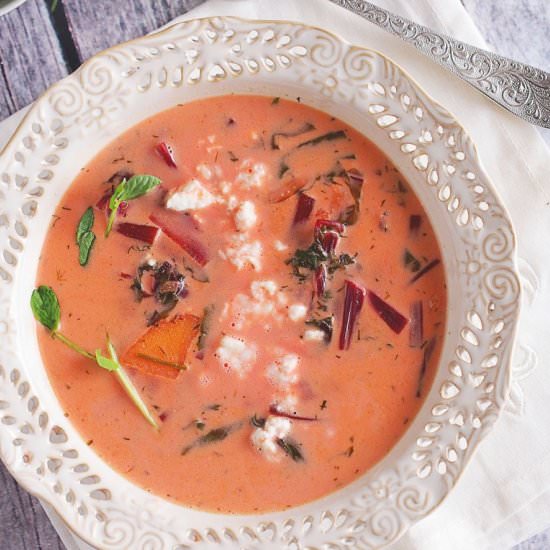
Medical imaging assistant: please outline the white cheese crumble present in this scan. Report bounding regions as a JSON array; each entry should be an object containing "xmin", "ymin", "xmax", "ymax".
[
  {"xmin": 267, "ymin": 354, "xmax": 300, "ymax": 387},
  {"xmin": 165, "ymin": 179, "xmax": 221, "ymax": 212},
  {"xmin": 196, "ymin": 164, "xmax": 212, "ymax": 180},
  {"xmin": 304, "ymin": 329, "xmax": 326, "ymax": 342},
  {"xmin": 215, "ymin": 335, "xmax": 257, "ymax": 376},
  {"xmin": 220, "ymin": 181, "xmax": 232, "ymax": 195},
  {"xmin": 274, "ymin": 240, "xmax": 288, "ymax": 252},
  {"xmin": 236, "ymin": 160, "xmax": 267, "ymax": 189},
  {"xmin": 223, "ymin": 235, "xmax": 263, "ymax": 271},
  {"xmin": 288, "ymin": 303, "xmax": 307, "ymax": 322},
  {"xmin": 234, "ymin": 200, "xmax": 257, "ymax": 232},
  {"xmin": 250, "ymin": 280, "xmax": 277, "ymax": 300},
  {"xmin": 251, "ymin": 416, "xmax": 292, "ymax": 460},
  {"xmin": 273, "ymin": 393, "xmax": 298, "ymax": 414}
]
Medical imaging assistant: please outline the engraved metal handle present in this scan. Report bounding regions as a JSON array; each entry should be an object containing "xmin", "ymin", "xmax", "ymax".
[{"xmin": 329, "ymin": 0, "xmax": 550, "ymax": 129}]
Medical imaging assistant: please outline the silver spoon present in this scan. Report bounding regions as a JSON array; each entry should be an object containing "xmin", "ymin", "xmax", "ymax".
[{"xmin": 329, "ymin": 0, "xmax": 550, "ymax": 129}]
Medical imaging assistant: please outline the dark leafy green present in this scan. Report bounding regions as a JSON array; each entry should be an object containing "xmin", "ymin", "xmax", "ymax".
[
  {"xmin": 31, "ymin": 286, "xmax": 60, "ymax": 332},
  {"xmin": 181, "ymin": 421, "xmax": 243, "ymax": 455},
  {"xmin": 297, "ymin": 130, "xmax": 347, "ymax": 148},
  {"xmin": 277, "ymin": 437, "xmax": 305, "ymax": 462},
  {"xmin": 403, "ymin": 249, "xmax": 421, "ymax": 273}
]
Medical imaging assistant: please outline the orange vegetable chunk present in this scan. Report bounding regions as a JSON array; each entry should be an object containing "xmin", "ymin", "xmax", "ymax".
[{"xmin": 121, "ymin": 314, "xmax": 200, "ymax": 379}]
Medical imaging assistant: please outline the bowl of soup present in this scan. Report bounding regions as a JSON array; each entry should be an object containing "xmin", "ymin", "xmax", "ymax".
[{"xmin": 0, "ymin": 16, "xmax": 520, "ymax": 549}]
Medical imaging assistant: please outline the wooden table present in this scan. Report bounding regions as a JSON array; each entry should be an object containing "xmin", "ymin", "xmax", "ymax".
[{"xmin": 0, "ymin": 1, "xmax": 548, "ymax": 548}]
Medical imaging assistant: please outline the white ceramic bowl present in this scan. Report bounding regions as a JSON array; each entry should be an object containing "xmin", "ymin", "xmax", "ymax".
[{"xmin": 0, "ymin": 16, "xmax": 520, "ymax": 549}]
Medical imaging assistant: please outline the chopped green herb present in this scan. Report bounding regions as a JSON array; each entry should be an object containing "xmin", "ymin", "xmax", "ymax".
[
  {"xmin": 198, "ymin": 304, "xmax": 215, "ymax": 350},
  {"xmin": 271, "ymin": 122, "xmax": 315, "ymax": 150},
  {"xmin": 76, "ymin": 207, "xmax": 94, "ymax": 244},
  {"xmin": 136, "ymin": 353, "xmax": 186, "ymax": 370},
  {"xmin": 105, "ymin": 174, "xmax": 161, "ymax": 237},
  {"xmin": 78, "ymin": 231, "xmax": 96, "ymax": 267},
  {"xmin": 276, "ymin": 437, "xmax": 304, "ymax": 462},
  {"xmin": 206, "ymin": 403, "xmax": 222, "ymax": 411},
  {"xmin": 195, "ymin": 420, "xmax": 206, "ymax": 430},
  {"xmin": 181, "ymin": 421, "xmax": 243, "ymax": 455},
  {"xmin": 278, "ymin": 161, "xmax": 290, "ymax": 179},
  {"xmin": 403, "ymin": 249, "xmax": 421, "ymax": 272},
  {"xmin": 250, "ymin": 414, "xmax": 266, "ymax": 428},
  {"xmin": 320, "ymin": 400, "xmax": 328, "ymax": 410},
  {"xmin": 297, "ymin": 130, "xmax": 346, "ymax": 149},
  {"xmin": 76, "ymin": 207, "xmax": 96, "ymax": 266},
  {"xmin": 271, "ymin": 97, "xmax": 280, "ymax": 105},
  {"xmin": 228, "ymin": 151, "xmax": 239, "ymax": 162}
]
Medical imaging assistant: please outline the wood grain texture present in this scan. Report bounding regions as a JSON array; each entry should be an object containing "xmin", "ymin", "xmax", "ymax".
[
  {"xmin": 0, "ymin": 0, "xmax": 67, "ymax": 120},
  {"xmin": 0, "ymin": 462, "xmax": 65, "ymax": 550},
  {"xmin": 61, "ymin": 0, "xmax": 206, "ymax": 62}
]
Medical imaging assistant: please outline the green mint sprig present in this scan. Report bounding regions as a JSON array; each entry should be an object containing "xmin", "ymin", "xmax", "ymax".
[
  {"xmin": 31, "ymin": 286, "xmax": 159, "ymax": 429},
  {"xmin": 76, "ymin": 207, "xmax": 96, "ymax": 266},
  {"xmin": 105, "ymin": 174, "xmax": 161, "ymax": 237}
]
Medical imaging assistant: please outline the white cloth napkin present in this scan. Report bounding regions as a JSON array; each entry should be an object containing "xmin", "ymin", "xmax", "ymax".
[{"xmin": 2, "ymin": 1, "xmax": 550, "ymax": 548}]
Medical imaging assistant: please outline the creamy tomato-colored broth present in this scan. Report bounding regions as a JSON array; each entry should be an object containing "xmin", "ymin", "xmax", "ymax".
[{"xmin": 37, "ymin": 96, "xmax": 446, "ymax": 513}]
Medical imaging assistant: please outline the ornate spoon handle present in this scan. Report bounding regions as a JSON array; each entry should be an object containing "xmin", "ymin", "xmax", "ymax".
[{"xmin": 329, "ymin": 0, "xmax": 550, "ymax": 129}]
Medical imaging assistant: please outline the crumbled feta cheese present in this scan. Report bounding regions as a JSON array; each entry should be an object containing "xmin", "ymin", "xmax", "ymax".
[
  {"xmin": 303, "ymin": 329, "xmax": 326, "ymax": 342},
  {"xmin": 288, "ymin": 303, "xmax": 307, "ymax": 322},
  {"xmin": 234, "ymin": 200, "xmax": 257, "ymax": 231},
  {"xmin": 216, "ymin": 335, "xmax": 257, "ymax": 376},
  {"xmin": 267, "ymin": 354, "xmax": 300, "ymax": 387},
  {"xmin": 220, "ymin": 181, "xmax": 232, "ymax": 195},
  {"xmin": 250, "ymin": 280, "xmax": 277, "ymax": 300},
  {"xmin": 251, "ymin": 415, "xmax": 292, "ymax": 460},
  {"xmin": 273, "ymin": 393, "xmax": 298, "ymax": 414},
  {"xmin": 236, "ymin": 160, "xmax": 267, "ymax": 189},
  {"xmin": 166, "ymin": 179, "xmax": 221, "ymax": 211},
  {"xmin": 227, "ymin": 196, "xmax": 239, "ymax": 210},
  {"xmin": 224, "ymin": 235, "xmax": 263, "ymax": 271},
  {"xmin": 274, "ymin": 240, "xmax": 288, "ymax": 252},
  {"xmin": 196, "ymin": 164, "xmax": 212, "ymax": 180}
]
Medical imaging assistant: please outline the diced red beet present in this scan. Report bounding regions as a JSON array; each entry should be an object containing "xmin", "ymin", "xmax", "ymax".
[
  {"xmin": 409, "ymin": 300, "xmax": 424, "ymax": 348},
  {"xmin": 269, "ymin": 404, "xmax": 318, "ymax": 422},
  {"xmin": 314, "ymin": 264, "xmax": 327, "ymax": 296},
  {"xmin": 314, "ymin": 219, "xmax": 345, "ymax": 239},
  {"xmin": 409, "ymin": 214, "xmax": 422, "ymax": 236},
  {"xmin": 346, "ymin": 169, "xmax": 364, "ymax": 190},
  {"xmin": 367, "ymin": 290, "xmax": 408, "ymax": 334},
  {"xmin": 319, "ymin": 230, "xmax": 339, "ymax": 255},
  {"xmin": 339, "ymin": 280, "xmax": 366, "ymax": 350},
  {"xmin": 159, "ymin": 412, "xmax": 168, "ymax": 422},
  {"xmin": 156, "ymin": 142, "xmax": 177, "ymax": 168},
  {"xmin": 119, "ymin": 272, "xmax": 134, "ymax": 280},
  {"xmin": 116, "ymin": 223, "xmax": 159, "ymax": 245},
  {"xmin": 96, "ymin": 189, "xmax": 113, "ymax": 211},
  {"xmin": 149, "ymin": 211, "xmax": 209, "ymax": 266},
  {"xmin": 293, "ymin": 193, "xmax": 315, "ymax": 225}
]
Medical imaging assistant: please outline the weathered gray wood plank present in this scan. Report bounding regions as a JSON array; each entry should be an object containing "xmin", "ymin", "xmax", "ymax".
[
  {"xmin": 0, "ymin": 0, "xmax": 68, "ymax": 120},
  {"xmin": 61, "ymin": 0, "xmax": 206, "ymax": 62},
  {"xmin": 0, "ymin": 461, "xmax": 65, "ymax": 550}
]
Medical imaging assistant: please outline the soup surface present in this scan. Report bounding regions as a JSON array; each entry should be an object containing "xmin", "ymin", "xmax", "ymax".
[{"xmin": 36, "ymin": 96, "xmax": 446, "ymax": 513}]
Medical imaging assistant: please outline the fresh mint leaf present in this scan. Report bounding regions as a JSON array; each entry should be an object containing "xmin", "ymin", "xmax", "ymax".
[
  {"xmin": 277, "ymin": 437, "xmax": 305, "ymax": 462},
  {"xmin": 30, "ymin": 286, "xmax": 60, "ymax": 332},
  {"xmin": 106, "ymin": 174, "xmax": 161, "ymax": 237},
  {"xmin": 78, "ymin": 231, "xmax": 96, "ymax": 266},
  {"xmin": 76, "ymin": 207, "xmax": 94, "ymax": 244}
]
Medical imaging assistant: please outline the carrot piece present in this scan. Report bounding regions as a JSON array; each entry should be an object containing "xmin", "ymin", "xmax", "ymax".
[{"xmin": 120, "ymin": 314, "xmax": 200, "ymax": 379}]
